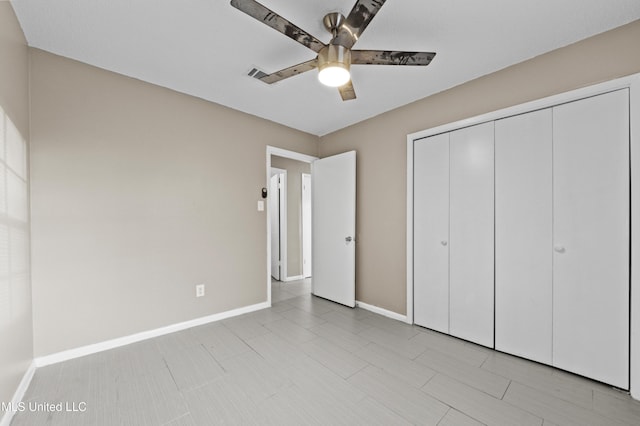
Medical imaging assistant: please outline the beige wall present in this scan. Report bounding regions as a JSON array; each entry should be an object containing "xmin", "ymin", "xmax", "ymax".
[
  {"xmin": 0, "ymin": 2, "xmax": 32, "ymax": 413},
  {"xmin": 271, "ymin": 155, "xmax": 311, "ymax": 278},
  {"xmin": 29, "ymin": 49, "xmax": 318, "ymax": 357},
  {"xmin": 319, "ymin": 19, "xmax": 640, "ymax": 315}
]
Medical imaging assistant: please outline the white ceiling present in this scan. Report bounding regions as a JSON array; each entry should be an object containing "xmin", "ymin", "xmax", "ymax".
[{"xmin": 11, "ymin": 0, "xmax": 640, "ymax": 136}]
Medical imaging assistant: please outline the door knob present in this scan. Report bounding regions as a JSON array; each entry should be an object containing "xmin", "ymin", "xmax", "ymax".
[
  {"xmin": 554, "ymin": 246, "xmax": 566, "ymax": 253},
  {"xmin": 441, "ymin": 241, "xmax": 448, "ymax": 246},
  {"xmin": 345, "ymin": 236, "xmax": 353, "ymax": 242}
]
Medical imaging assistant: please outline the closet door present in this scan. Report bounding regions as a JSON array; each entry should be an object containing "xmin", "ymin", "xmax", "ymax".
[
  {"xmin": 414, "ymin": 133, "xmax": 450, "ymax": 333},
  {"xmin": 449, "ymin": 122, "xmax": 494, "ymax": 347},
  {"xmin": 553, "ymin": 89, "xmax": 629, "ymax": 389},
  {"xmin": 495, "ymin": 109, "xmax": 553, "ymax": 364}
]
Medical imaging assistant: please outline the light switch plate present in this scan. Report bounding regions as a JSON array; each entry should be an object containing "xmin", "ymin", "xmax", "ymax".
[
  {"xmin": 257, "ymin": 200, "xmax": 265, "ymax": 211},
  {"xmin": 196, "ymin": 284, "xmax": 205, "ymax": 298}
]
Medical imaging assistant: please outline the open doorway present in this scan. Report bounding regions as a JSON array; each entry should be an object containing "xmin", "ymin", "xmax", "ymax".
[{"xmin": 266, "ymin": 147, "xmax": 318, "ymax": 305}]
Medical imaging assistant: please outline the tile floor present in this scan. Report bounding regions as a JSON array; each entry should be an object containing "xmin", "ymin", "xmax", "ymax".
[{"xmin": 10, "ymin": 278, "xmax": 640, "ymax": 425}]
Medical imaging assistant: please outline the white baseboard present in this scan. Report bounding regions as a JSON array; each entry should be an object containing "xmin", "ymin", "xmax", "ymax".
[
  {"xmin": 283, "ymin": 275, "xmax": 304, "ymax": 282},
  {"xmin": 0, "ymin": 361, "xmax": 36, "ymax": 426},
  {"xmin": 34, "ymin": 301, "xmax": 269, "ymax": 368},
  {"xmin": 355, "ymin": 301, "xmax": 408, "ymax": 323}
]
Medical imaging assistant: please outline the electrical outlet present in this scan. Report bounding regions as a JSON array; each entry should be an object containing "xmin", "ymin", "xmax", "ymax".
[{"xmin": 196, "ymin": 284, "xmax": 205, "ymax": 298}]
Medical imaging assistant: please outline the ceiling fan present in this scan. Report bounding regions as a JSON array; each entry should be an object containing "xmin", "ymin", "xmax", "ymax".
[{"xmin": 230, "ymin": 0, "xmax": 436, "ymax": 101}]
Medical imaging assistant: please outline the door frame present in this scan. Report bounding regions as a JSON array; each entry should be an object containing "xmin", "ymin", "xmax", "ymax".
[
  {"xmin": 406, "ymin": 72, "xmax": 640, "ymax": 399},
  {"xmin": 266, "ymin": 147, "xmax": 318, "ymax": 305}
]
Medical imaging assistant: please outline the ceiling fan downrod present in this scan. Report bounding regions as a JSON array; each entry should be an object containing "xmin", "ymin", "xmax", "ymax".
[{"xmin": 323, "ymin": 12, "xmax": 346, "ymax": 39}]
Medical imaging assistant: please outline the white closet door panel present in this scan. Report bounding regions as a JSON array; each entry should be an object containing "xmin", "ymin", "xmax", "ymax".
[
  {"xmin": 414, "ymin": 133, "xmax": 450, "ymax": 333},
  {"xmin": 495, "ymin": 109, "xmax": 553, "ymax": 364},
  {"xmin": 449, "ymin": 122, "xmax": 494, "ymax": 347},
  {"xmin": 553, "ymin": 89, "xmax": 629, "ymax": 389}
]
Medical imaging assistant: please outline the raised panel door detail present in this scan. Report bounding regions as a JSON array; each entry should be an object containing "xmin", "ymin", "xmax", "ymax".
[
  {"xmin": 449, "ymin": 122, "xmax": 495, "ymax": 347},
  {"xmin": 495, "ymin": 109, "xmax": 553, "ymax": 364},
  {"xmin": 552, "ymin": 89, "xmax": 630, "ymax": 389},
  {"xmin": 414, "ymin": 133, "xmax": 450, "ymax": 333}
]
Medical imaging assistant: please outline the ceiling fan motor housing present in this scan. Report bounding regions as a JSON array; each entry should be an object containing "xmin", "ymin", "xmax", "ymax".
[{"xmin": 318, "ymin": 44, "xmax": 351, "ymax": 70}]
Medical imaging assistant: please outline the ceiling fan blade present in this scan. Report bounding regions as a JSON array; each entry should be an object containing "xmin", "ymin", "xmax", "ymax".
[
  {"xmin": 230, "ymin": 0, "xmax": 326, "ymax": 53},
  {"xmin": 333, "ymin": 0, "xmax": 387, "ymax": 49},
  {"xmin": 251, "ymin": 59, "xmax": 318, "ymax": 84},
  {"xmin": 351, "ymin": 50, "xmax": 436, "ymax": 66},
  {"xmin": 339, "ymin": 81, "xmax": 357, "ymax": 101}
]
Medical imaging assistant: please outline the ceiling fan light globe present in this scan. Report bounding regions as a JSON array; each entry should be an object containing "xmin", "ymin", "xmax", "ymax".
[
  {"xmin": 317, "ymin": 44, "xmax": 352, "ymax": 87},
  {"xmin": 318, "ymin": 65, "xmax": 351, "ymax": 87}
]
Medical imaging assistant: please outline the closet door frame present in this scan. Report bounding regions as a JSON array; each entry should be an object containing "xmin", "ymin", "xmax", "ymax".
[{"xmin": 407, "ymin": 72, "xmax": 640, "ymax": 400}]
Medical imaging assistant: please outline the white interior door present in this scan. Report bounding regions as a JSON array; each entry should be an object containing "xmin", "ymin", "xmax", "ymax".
[
  {"xmin": 302, "ymin": 173, "xmax": 312, "ymax": 278},
  {"xmin": 269, "ymin": 173, "xmax": 280, "ymax": 280},
  {"xmin": 495, "ymin": 109, "xmax": 553, "ymax": 364},
  {"xmin": 312, "ymin": 151, "xmax": 356, "ymax": 307},
  {"xmin": 449, "ymin": 122, "xmax": 494, "ymax": 347},
  {"xmin": 552, "ymin": 89, "xmax": 629, "ymax": 389},
  {"xmin": 270, "ymin": 169, "xmax": 286, "ymax": 281},
  {"xmin": 414, "ymin": 133, "xmax": 450, "ymax": 333}
]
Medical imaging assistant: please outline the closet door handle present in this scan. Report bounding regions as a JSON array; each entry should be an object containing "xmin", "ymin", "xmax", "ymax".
[
  {"xmin": 554, "ymin": 246, "xmax": 566, "ymax": 253},
  {"xmin": 441, "ymin": 241, "xmax": 448, "ymax": 246}
]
